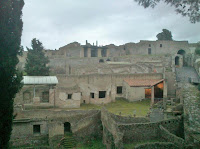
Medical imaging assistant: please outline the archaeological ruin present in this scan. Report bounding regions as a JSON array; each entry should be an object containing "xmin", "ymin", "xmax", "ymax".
[{"xmin": 11, "ymin": 40, "xmax": 200, "ymax": 148}]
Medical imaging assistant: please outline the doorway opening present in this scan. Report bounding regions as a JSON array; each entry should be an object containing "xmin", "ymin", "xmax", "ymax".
[
  {"xmin": 154, "ymin": 82, "xmax": 164, "ymax": 98},
  {"xmin": 145, "ymin": 88, "xmax": 151, "ymax": 98},
  {"xmin": 64, "ymin": 122, "xmax": 71, "ymax": 133},
  {"xmin": 175, "ymin": 56, "xmax": 179, "ymax": 66}
]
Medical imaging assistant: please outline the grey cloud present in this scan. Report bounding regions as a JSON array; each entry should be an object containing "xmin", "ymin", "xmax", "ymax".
[{"xmin": 22, "ymin": 0, "xmax": 200, "ymax": 49}]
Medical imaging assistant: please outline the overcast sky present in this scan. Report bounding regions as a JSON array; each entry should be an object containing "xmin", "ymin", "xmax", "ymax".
[{"xmin": 21, "ymin": 0, "xmax": 200, "ymax": 50}]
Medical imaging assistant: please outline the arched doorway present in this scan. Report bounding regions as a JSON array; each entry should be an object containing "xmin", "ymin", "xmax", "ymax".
[
  {"xmin": 64, "ymin": 122, "xmax": 71, "ymax": 133},
  {"xmin": 175, "ymin": 56, "xmax": 179, "ymax": 66},
  {"xmin": 177, "ymin": 49, "xmax": 186, "ymax": 55},
  {"xmin": 177, "ymin": 50, "xmax": 186, "ymax": 66}
]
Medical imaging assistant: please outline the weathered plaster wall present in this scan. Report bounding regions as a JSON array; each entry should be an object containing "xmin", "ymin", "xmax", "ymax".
[
  {"xmin": 11, "ymin": 110, "xmax": 101, "ymax": 147},
  {"xmin": 56, "ymin": 73, "xmax": 163, "ymax": 105}
]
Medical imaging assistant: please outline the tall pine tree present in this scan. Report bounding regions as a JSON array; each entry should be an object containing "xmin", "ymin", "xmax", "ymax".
[
  {"xmin": 0, "ymin": 0, "xmax": 24, "ymax": 148},
  {"xmin": 25, "ymin": 38, "xmax": 50, "ymax": 76}
]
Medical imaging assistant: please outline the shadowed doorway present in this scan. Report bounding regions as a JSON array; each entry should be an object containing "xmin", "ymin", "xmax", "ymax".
[{"xmin": 64, "ymin": 122, "xmax": 71, "ymax": 133}]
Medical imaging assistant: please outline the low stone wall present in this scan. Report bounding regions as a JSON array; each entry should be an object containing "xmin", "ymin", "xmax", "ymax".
[
  {"xmin": 73, "ymin": 110, "xmax": 102, "ymax": 141},
  {"xmin": 109, "ymin": 111, "xmax": 149, "ymax": 124},
  {"xmin": 11, "ymin": 110, "xmax": 101, "ymax": 147},
  {"xmin": 101, "ymin": 108, "xmax": 183, "ymax": 148},
  {"xmin": 101, "ymin": 108, "xmax": 123, "ymax": 149},
  {"xmin": 159, "ymin": 125, "xmax": 185, "ymax": 148},
  {"xmin": 134, "ymin": 142, "xmax": 178, "ymax": 149},
  {"xmin": 10, "ymin": 135, "xmax": 49, "ymax": 148},
  {"xmin": 119, "ymin": 117, "xmax": 182, "ymax": 144}
]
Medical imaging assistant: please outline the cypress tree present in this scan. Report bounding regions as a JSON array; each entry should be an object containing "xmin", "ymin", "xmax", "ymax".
[
  {"xmin": 25, "ymin": 38, "xmax": 50, "ymax": 76},
  {"xmin": 0, "ymin": 0, "xmax": 24, "ymax": 148}
]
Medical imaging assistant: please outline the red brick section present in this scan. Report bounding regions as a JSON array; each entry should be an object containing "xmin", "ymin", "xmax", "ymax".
[{"xmin": 124, "ymin": 79, "xmax": 164, "ymax": 87}]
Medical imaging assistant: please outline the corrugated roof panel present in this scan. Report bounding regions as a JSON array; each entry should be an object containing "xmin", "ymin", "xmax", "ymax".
[{"xmin": 23, "ymin": 76, "xmax": 58, "ymax": 85}]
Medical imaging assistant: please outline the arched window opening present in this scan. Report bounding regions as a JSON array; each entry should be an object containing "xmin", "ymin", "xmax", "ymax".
[
  {"xmin": 177, "ymin": 49, "xmax": 186, "ymax": 55},
  {"xmin": 64, "ymin": 122, "xmax": 71, "ymax": 133}
]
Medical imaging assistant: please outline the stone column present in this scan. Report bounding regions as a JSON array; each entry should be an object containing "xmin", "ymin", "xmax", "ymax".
[
  {"xmin": 88, "ymin": 48, "xmax": 91, "ymax": 57},
  {"xmin": 80, "ymin": 47, "xmax": 84, "ymax": 58},
  {"xmin": 49, "ymin": 89, "xmax": 55, "ymax": 105},
  {"xmin": 106, "ymin": 49, "xmax": 109, "ymax": 57},
  {"xmin": 163, "ymin": 80, "xmax": 167, "ymax": 98},
  {"xmin": 151, "ymin": 86, "xmax": 154, "ymax": 106},
  {"xmin": 98, "ymin": 48, "xmax": 102, "ymax": 57}
]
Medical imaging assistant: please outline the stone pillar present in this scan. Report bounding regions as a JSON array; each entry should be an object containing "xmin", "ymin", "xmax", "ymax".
[
  {"xmin": 88, "ymin": 48, "xmax": 91, "ymax": 57},
  {"xmin": 163, "ymin": 80, "xmax": 167, "ymax": 98},
  {"xmin": 80, "ymin": 47, "xmax": 84, "ymax": 58},
  {"xmin": 98, "ymin": 48, "xmax": 102, "ymax": 57},
  {"xmin": 49, "ymin": 89, "xmax": 55, "ymax": 105},
  {"xmin": 151, "ymin": 86, "xmax": 154, "ymax": 106},
  {"xmin": 106, "ymin": 49, "xmax": 109, "ymax": 57}
]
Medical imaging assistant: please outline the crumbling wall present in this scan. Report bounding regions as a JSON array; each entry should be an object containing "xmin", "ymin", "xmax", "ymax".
[
  {"xmin": 101, "ymin": 108, "xmax": 183, "ymax": 148},
  {"xmin": 159, "ymin": 125, "xmax": 185, "ymax": 148}
]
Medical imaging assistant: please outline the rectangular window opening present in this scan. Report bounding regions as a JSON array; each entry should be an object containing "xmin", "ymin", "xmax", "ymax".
[
  {"xmin": 160, "ymin": 44, "xmax": 162, "ymax": 47},
  {"xmin": 90, "ymin": 93, "xmax": 94, "ymax": 98},
  {"xmin": 33, "ymin": 125, "xmax": 40, "ymax": 135},
  {"xmin": 68, "ymin": 94, "xmax": 72, "ymax": 99},
  {"xmin": 42, "ymin": 91, "xmax": 49, "ymax": 103},
  {"xmin": 117, "ymin": 86, "xmax": 122, "ymax": 94},
  {"xmin": 149, "ymin": 44, "xmax": 151, "ymax": 47},
  {"xmin": 99, "ymin": 91, "xmax": 106, "ymax": 98}
]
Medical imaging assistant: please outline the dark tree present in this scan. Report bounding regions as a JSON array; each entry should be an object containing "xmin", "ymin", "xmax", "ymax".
[
  {"xmin": 0, "ymin": 0, "xmax": 24, "ymax": 148},
  {"xmin": 134, "ymin": 0, "xmax": 200, "ymax": 23},
  {"xmin": 156, "ymin": 29, "xmax": 173, "ymax": 40},
  {"xmin": 25, "ymin": 38, "xmax": 50, "ymax": 76},
  {"xmin": 195, "ymin": 42, "xmax": 200, "ymax": 55}
]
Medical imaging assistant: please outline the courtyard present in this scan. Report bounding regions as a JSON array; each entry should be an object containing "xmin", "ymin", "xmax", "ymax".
[{"xmin": 79, "ymin": 99, "xmax": 150, "ymax": 117}]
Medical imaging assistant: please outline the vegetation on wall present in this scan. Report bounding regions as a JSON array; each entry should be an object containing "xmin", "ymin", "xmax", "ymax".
[
  {"xmin": 156, "ymin": 29, "xmax": 173, "ymax": 41},
  {"xmin": 195, "ymin": 42, "xmax": 200, "ymax": 55},
  {"xmin": 0, "ymin": 0, "xmax": 24, "ymax": 148},
  {"xmin": 134, "ymin": 0, "xmax": 200, "ymax": 23},
  {"xmin": 25, "ymin": 38, "xmax": 50, "ymax": 76}
]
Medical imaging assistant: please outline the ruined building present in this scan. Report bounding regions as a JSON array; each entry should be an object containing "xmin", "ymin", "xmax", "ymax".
[{"xmin": 11, "ymin": 40, "xmax": 200, "ymax": 148}]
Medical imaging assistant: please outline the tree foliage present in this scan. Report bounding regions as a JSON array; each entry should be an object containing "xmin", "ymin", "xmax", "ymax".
[
  {"xmin": 156, "ymin": 29, "xmax": 173, "ymax": 40},
  {"xmin": 25, "ymin": 38, "xmax": 50, "ymax": 76},
  {"xmin": 0, "ymin": 0, "xmax": 24, "ymax": 148},
  {"xmin": 195, "ymin": 42, "xmax": 200, "ymax": 55},
  {"xmin": 134, "ymin": 0, "xmax": 200, "ymax": 23}
]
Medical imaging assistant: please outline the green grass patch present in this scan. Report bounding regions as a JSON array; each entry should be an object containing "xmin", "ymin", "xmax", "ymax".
[
  {"xmin": 76, "ymin": 139, "xmax": 106, "ymax": 149},
  {"xmin": 124, "ymin": 140, "xmax": 160, "ymax": 149},
  {"xmin": 79, "ymin": 99, "xmax": 150, "ymax": 117}
]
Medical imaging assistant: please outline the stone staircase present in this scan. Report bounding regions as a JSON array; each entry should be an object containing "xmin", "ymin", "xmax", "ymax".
[
  {"xmin": 176, "ymin": 67, "xmax": 199, "ymax": 83},
  {"xmin": 60, "ymin": 132, "xmax": 76, "ymax": 149}
]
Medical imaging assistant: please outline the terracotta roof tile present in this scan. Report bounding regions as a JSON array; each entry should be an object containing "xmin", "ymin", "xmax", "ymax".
[{"xmin": 124, "ymin": 79, "xmax": 164, "ymax": 87}]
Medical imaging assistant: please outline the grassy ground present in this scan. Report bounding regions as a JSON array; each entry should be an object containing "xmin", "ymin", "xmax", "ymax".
[
  {"xmin": 124, "ymin": 140, "xmax": 159, "ymax": 149},
  {"xmin": 76, "ymin": 139, "xmax": 106, "ymax": 149},
  {"xmin": 80, "ymin": 99, "xmax": 150, "ymax": 117}
]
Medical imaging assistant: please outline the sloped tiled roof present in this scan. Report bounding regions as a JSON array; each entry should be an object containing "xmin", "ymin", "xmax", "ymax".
[{"xmin": 124, "ymin": 79, "xmax": 164, "ymax": 87}]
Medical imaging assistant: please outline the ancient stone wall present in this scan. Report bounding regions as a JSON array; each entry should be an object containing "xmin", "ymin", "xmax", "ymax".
[
  {"xmin": 11, "ymin": 110, "xmax": 101, "ymax": 147},
  {"xmin": 159, "ymin": 125, "xmax": 185, "ymax": 148},
  {"xmin": 56, "ymin": 73, "xmax": 163, "ymax": 105},
  {"xmin": 101, "ymin": 108, "xmax": 183, "ymax": 148}
]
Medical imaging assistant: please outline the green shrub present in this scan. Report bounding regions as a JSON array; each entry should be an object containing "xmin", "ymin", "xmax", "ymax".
[
  {"xmin": 198, "ymin": 84, "xmax": 200, "ymax": 91},
  {"xmin": 195, "ymin": 48, "xmax": 200, "ymax": 55}
]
